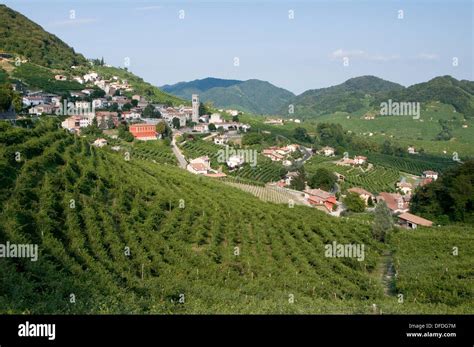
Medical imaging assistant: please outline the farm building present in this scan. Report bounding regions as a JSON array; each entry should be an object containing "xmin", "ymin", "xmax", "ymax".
[
  {"xmin": 398, "ymin": 212, "xmax": 433, "ymax": 229},
  {"xmin": 304, "ymin": 188, "xmax": 337, "ymax": 212}
]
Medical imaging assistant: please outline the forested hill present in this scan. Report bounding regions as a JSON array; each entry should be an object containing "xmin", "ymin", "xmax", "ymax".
[
  {"xmin": 161, "ymin": 77, "xmax": 295, "ymax": 115},
  {"xmin": 373, "ymin": 76, "xmax": 474, "ymax": 119},
  {"xmin": 0, "ymin": 4, "xmax": 87, "ymax": 69},
  {"xmin": 285, "ymin": 76, "xmax": 404, "ymax": 117},
  {"xmin": 285, "ymin": 75, "xmax": 474, "ymax": 119}
]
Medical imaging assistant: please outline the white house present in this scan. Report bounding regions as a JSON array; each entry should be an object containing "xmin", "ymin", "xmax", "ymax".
[
  {"xmin": 187, "ymin": 156, "xmax": 211, "ymax": 175},
  {"xmin": 423, "ymin": 170, "xmax": 439, "ymax": 181},
  {"xmin": 92, "ymin": 138, "xmax": 107, "ymax": 148},
  {"xmin": 320, "ymin": 146, "xmax": 335, "ymax": 157},
  {"xmin": 193, "ymin": 123, "xmax": 209, "ymax": 133},
  {"xmin": 83, "ymin": 72, "xmax": 99, "ymax": 82},
  {"xmin": 397, "ymin": 182, "xmax": 413, "ymax": 195},
  {"xmin": 29, "ymin": 104, "xmax": 55, "ymax": 115},
  {"xmin": 354, "ymin": 156, "xmax": 367, "ymax": 165},
  {"xmin": 209, "ymin": 113, "xmax": 223, "ymax": 124},
  {"xmin": 227, "ymin": 155, "xmax": 244, "ymax": 169}
]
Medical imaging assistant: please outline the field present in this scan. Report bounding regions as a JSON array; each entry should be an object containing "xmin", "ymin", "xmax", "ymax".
[
  {"xmin": 128, "ymin": 140, "xmax": 176, "ymax": 165},
  {"xmin": 0, "ymin": 119, "xmax": 472, "ymax": 314},
  {"xmin": 304, "ymin": 156, "xmax": 400, "ymax": 194},
  {"xmin": 302, "ymin": 102, "xmax": 474, "ymax": 157},
  {"xmin": 367, "ymin": 152, "xmax": 458, "ymax": 176},
  {"xmin": 180, "ymin": 138, "xmax": 286, "ymax": 183},
  {"xmin": 390, "ymin": 225, "xmax": 474, "ymax": 309},
  {"xmin": 223, "ymin": 182, "xmax": 307, "ymax": 205}
]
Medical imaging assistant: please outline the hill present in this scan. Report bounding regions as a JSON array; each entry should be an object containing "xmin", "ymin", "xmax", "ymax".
[
  {"xmin": 0, "ymin": 119, "xmax": 472, "ymax": 314},
  {"xmin": 0, "ymin": 5, "xmax": 184, "ymax": 106},
  {"xmin": 286, "ymin": 76, "xmax": 404, "ymax": 117},
  {"xmin": 372, "ymin": 76, "xmax": 474, "ymax": 119},
  {"xmin": 94, "ymin": 65, "xmax": 185, "ymax": 106},
  {"xmin": 0, "ymin": 4, "xmax": 87, "ymax": 69},
  {"xmin": 161, "ymin": 77, "xmax": 295, "ymax": 115}
]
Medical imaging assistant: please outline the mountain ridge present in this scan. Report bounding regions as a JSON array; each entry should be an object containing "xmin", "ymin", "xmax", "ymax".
[{"xmin": 161, "ymin": 77, "xmax": 295, "ymax": 115}]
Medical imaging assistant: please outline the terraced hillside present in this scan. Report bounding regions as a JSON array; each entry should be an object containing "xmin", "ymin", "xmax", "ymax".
[
  {"xmin": 180, "ymin": 139, "xmax": 286, "ymax": 183},
  {"xmin": 0, "ymin": 120, "xmax": 471, "ymax": 314},
  {"xmin": 305, "ymin": 156, "xmax": 400, "ymax": 194}
]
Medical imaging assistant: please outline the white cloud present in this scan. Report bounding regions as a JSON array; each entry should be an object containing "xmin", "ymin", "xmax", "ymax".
[
  {"xmin": 134, "ymin": 5, "xmax": 162, "ymax": 11},
  {"xmin": 416, "ymin": 53, "xmax": 439, "ymax": 60},
  {"xmin": 330, "ymin": 49, "xmax": 366, "ymax": 59},
  {"xmin": 330, "ymin": 49, "xmax": 400, "ymax": 62},
  {"xmin": 48, "ymin": 18, "xmax": 98, "ymax": 28}
]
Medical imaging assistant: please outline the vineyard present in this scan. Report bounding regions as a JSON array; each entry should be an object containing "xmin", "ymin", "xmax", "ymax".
[
  {"xmin": 305, "ymin": 156, "xmax": 400, "ymax": 194},
  {"xmin": 367, "ymin": 152, "xmax": 457, "ymax": 176},
  {"xmin": 223, "ymin": 182, "xmax": 308, "ymax": 205},
  {"xmin": 180, "ymin": 139, "xmax": 221, "ymax": 165},
  {"xmin": 391, "ymin": 225, "xmax": 474, "ymax": 309},
  {"xmin": 229, "ymin": 160, "xmax": 286, "ymax": 184},
  {"xmin": 181, "ymin": 138, "xmax": 286, "ymax": 183},
  {"xmin": 128, "ymin": 141, "xmax": 176, "ymax": 165},
  {"xmin": 0, "ymin": 119, "xmax": 472, "ymax": 314}
]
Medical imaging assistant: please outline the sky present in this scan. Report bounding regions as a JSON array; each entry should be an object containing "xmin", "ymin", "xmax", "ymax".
[{"xmin": 3, "ymin": 0, "xmax": 473, "ymax": 94}]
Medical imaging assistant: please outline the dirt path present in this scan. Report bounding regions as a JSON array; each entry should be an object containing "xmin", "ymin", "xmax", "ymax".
[{"xmin": 375, "ymin": 251, "xmax": 396, "ymax": 296}]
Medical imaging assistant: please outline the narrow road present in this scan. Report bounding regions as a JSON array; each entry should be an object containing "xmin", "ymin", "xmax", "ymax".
[{"xmin": 171, "ymin": 136, "xmax": 187, "ymax": 169}]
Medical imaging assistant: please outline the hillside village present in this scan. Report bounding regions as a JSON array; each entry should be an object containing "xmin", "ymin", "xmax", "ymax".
[{"xmin": 2, "ymin": 64, "xmax": 440, "ymax": 229}]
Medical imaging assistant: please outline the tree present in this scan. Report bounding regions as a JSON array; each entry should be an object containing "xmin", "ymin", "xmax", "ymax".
[
  {"xmin": 308, "ymin": 168, "xmax": 337, "ymax": 191},
  {"xmin": 156, "ymin": 122, "xmax": 167, "ymax": 136},
  {"xmin": 343, "ymin": 192, "xmax": 365, "ymax": 213},
  {"xmin": 199, "ymin": 102, "xmax": 211, "ymax": 116},
  {"xmin": 172, "ymin": 117, "xmax": 181, "ymax": 129},
  {"xmin": 143, "ymin": 104, "xmax": 161, "ymax": 118},
  {"xmin": 110, "ymin": 103, "xmax": 119, "ymax": 112},
  {"xmin": 118, "ymin": 124, "xmax": 134, "ymax": 142},
  {"xmin": 372, "ymin": 201, "xmax": 393, "ymax": 242},
  {"xmin": 367, "ymin": 196, "xmax": 374, "ymax": 207},
  {"xmin": 208, "ymin": 123, "xmax": 217, "ymax": 132},
  {"xmin": 122, "ymin": 103, "xmax": 132, "ymax": 111},
  {"xmin": 232, "ymin": 115, "xmax": 239, "ymax": 122},
  {"xmin": 131, "ymin": 99, "xmax": 138, "ymax": 107},
  {"xmin": 289, "ymin": 175, "xmax": 305, "ymax": 191},
  {"xmin": 294, "ymin": 127, "xmax": 312, "ymax": 143},
  {"xmin": 0, "ymin": 83, "xmax": 13, "ymax": 111}
]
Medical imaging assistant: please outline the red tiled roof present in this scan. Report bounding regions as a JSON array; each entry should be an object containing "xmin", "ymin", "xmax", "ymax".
[{"xmin": 398, "ymin": 212, "xmax": 433, "ymax": 227}]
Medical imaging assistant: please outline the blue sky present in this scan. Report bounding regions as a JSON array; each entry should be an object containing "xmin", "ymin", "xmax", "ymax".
[{"xmin": 4, "ymin": 0, "xmax": 473, "ymax": 94}]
